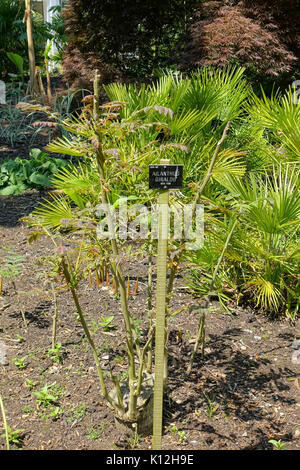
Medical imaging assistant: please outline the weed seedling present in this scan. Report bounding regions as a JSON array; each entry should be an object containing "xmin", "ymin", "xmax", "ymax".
[
  {"xmin": 68, "ymin": 403, "xmax": 87, "ymax": 423},
  {"xmin": 22, "ymin": 406, "xmax": 33, "ymax": 414},
  {"xmin": 46, "ymin": 406, "xmax": 64, "ymax": 421},
  {"xmin": 33, "ymin": 383, "xmax": 63, "ymax": 407},
  {"xmin": 129, "ymin": 431, "xmax": 142, "ymax": 449},
  {"xmin": 99, "ymin": 315, "xmax": 116, "ymax": 332},
  {"xmin": 203, "ymin": 393, "xmax": 220, "ymax": 418},
  {"xmin": 120, "ymin": 370, "xmax": 128, "ymax": 381},
  {"xmin": 97, "ymin": 342, "xmax": 112, "ymax": 355},
  {"xmin": 13, "ymin": 357, "xmax": 27, "ymax": 370},
  {"xmin": 73, "ymin": 363, "xmax": 87, "ymax": 377},
  {"xmin": 90, "ymin": 319, "xmax": 99, "ymax": 334},
  {"xmin": 88, "ymin": 420, "xmax": 108, "ymax": 439},
  {"xmin": 1, "ymin": 426, "xmax": 25, "ymax": 446},
  {"xmin": 25, "ymin": 378, "xmax": 38, "ymax": 390},
  {"xmin": 114, "ymin": 355, "xmax": 125, "ymax": 364},
  {"xmin": 16, "ymin": 334, "xmax": 25, "ymax": 343},
  {"xmin": 268, "ymin": 439, "xmax": 287, "ymax": 450},
  {"xmin": 177, "ymin": 430, "xmax": 187, "ymax": 443},
  {"xmin": 169, "ymin": 424, "xmax": 187, "ymax": 443},
  {"xmin": 47, "ymin": 343, "xmax": 64, "ymax": 363},
  {"xmin": 73, "ymin": 311, "xmax": 80, "ymax": 322},
  {"xmin": 27, "ymin": 350, "xmax": 37, "ymax": 357},
  {"xmin": 88, "ymin": 428, "xmax": 101, "ymax": 440}
]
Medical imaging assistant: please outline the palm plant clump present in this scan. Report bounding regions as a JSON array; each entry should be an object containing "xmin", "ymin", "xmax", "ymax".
[
  {"xmin": 185, "ymin": 83, "xmax": 300, "ymax": 319},
  {"xmin": 24, "ymin": 67, "xmax": 299, "ymax": 431}
]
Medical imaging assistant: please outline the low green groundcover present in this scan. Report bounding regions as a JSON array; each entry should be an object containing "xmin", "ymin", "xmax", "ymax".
[{"xmin": 0, "ymin": 148, "xmax": 68, "ymax": 196}]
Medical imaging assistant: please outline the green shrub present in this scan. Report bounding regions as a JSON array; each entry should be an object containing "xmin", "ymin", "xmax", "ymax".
[{"xmin": 0, "ymin": 148, "xmax": 68, "ymax": 195}]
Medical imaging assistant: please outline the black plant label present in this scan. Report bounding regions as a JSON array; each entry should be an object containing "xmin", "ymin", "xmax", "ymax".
[{"xmin": 149, "ymin": 165, "xmax": 183, "ymax": 189}]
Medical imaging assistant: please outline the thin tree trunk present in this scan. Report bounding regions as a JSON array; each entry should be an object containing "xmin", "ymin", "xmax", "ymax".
[
  {"xmin": 96, "ymin": 154, "xmax": 138, "ymax": 420},
  {"xmin": 92, "ymin": 72, "xmax": 139, "ymax": 421},
  {"xmin": 45, "ymin": 58, "xmax": 52, "ymax": 104},
  {"xmin": 24, "ymin": 0, "xmax": 37, "ymax": 96}
]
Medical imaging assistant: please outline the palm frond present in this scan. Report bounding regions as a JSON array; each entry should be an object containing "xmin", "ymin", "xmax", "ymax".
[
  {"xmin": 247, "ymin": 277, "xmax": 282, "ymax": 312},
  {"xmin": 45, "ymin": 136, "xmax": 89, "ymax": 157},
  {"xmin": 168, "ymin": 108, "xmax": 213, "ymax": 136},
  {"xmin": 32, "ymin": 194, "xmax": 74, "ymax": 230},
  {"xmin": 51, "ymin": 163, "xmax": 100, "ymax": 208},
  {"xmin": 186, "ymin": 66, "xmax": 249, "ymax": 123},
  {"xmin": 248, "ymin": 87, "xmax": 300, "ymax": 159},
  {"xmin": 212, "ymin": 148, "xmax": 247, "ymax": 184}
]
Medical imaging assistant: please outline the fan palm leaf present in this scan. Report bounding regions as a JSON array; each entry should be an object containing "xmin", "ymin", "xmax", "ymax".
[
  {"xmin": 248, "ymin": 88, "xmax": 300, "ymax": 159},
  {"xmin": 246, "ymin": 277, "xmax": 282, "ymax": 312},
  {"xmin": 33, "ymin": 194, "xmax": 74, "ymax": 230},
  {"xmin": 185, "ymin": 66, "xmax": 249, "ymax": 123},
  {"xmin": 45, "ymin": 136, "xmax": 90, "ymax": 157},
  {"xmin": 51, "ymin": 163, "xmax": 100, "ymax": 208},
  {"xmin": 211, "ymin": 149, "xmax": 247, "ymax": 184}
]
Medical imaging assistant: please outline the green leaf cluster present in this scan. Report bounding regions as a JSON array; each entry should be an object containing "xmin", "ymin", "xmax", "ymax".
[{"xmin": 0, "ymin": 148, "xmax": 69, "ymax": 196}]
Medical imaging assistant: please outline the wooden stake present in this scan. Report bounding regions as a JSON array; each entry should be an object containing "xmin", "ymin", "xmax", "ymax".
[{"xmin": 152, "ymin": 159, "xmax": 170, "ymax": 451}]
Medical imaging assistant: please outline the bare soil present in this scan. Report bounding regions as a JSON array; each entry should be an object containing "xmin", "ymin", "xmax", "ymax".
[{"xmin": 0, "ymin": 188, "xmax": 299, "ymax": 451}]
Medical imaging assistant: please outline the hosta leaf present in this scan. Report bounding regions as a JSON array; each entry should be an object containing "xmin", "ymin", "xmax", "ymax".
[
  {"xmin": 29, "ymin": 173, "xmax": 52, "ymax": 186},
  {"xmin": 29, "ymin": 148, "xmax": 47, "ymax": 160},
  {"xmin": 0, "ymin": 185, "xmax": 22, "ymax": 195}
]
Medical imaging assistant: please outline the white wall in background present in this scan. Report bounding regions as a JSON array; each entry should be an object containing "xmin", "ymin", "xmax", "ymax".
[
  {"xmin": 43, "ymin": 0, "xmax": 62, "ymax": 23},
  {"xmin": 44, "ymin": 0, "xmax": 63, "ymax": 70}
]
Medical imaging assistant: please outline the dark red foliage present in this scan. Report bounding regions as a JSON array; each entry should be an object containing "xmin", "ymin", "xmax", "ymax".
[
  {"xmin": 176, "ymin": 1, "xmax": 300, "ymax": 76},
  {"xmin": 243, "ymin": 0, "xmax": 300, "ymax": 60},
  {"xmin": 62, "ymin": 45, "xmax": 121, "ymax": 91}
]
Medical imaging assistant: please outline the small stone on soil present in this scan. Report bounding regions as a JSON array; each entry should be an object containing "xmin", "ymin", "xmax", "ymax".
[{"xmin": 291, "ymin": 339, "xmax": 300, "ymax": 350}]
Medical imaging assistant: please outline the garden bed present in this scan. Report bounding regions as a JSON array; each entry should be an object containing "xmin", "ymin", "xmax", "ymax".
[{"xmin": 0, "ymin": 190, "xmax": 299, "ymax": 451}]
